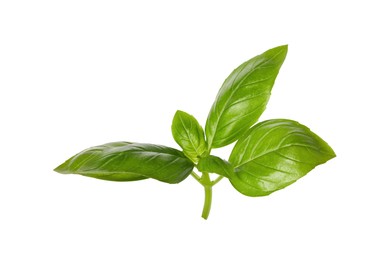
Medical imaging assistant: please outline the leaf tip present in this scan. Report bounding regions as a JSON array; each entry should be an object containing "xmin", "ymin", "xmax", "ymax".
[
  {"xmin": 269, "ymin": 44, "xmax": 288, "ymax": 60},
  {"xmin": 277, "ymin": 44, "xmax": 288, "ymax": 54},
  {"xmin": 322, "ymin": 141, "xmax": 336, "ymax": 161},
  {"xmin": 174, "ymin": 110, "xmax": 184, "ymax": 116},
  {"xmin": 173, "ymin": 110, "xmax": 187, "ymax": 122},
  {"xmin": 53, "ymin": 162, "xmax": 68, "ymax": 174},
  {"xmin": 329, "ymin": 148, "xmax": 337, "ymax": 159}
]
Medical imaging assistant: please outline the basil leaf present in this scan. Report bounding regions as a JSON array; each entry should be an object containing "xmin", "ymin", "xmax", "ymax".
[
  {"xmin": 197, "ymin": 155, "xmax": 233, "ymax": 178},
  {"xmin": 229, "ymin": 119, "xmax": 336, "ymax": 196},
  {"xmin": 205, "ymin": 45, "xmax": 288, "ymax": 149},
  {"xmin": 171, "ymin": 110, "xmax": 207, "ymax": 162},
  {"xmin": 54, "ymin": 142, "xmax": 194, "ymax": 184}
]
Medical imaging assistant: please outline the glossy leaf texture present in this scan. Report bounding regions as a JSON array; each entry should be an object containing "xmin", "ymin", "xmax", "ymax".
[
  {"xmin": 54, "ymin": 142, "xmax": 194, "ymax": 184},
  {"xmin": 229, "ymin": 119, "xmax": 336, "ymax": 196},
  {"xmin": 171, "ymin": 110, "xmax": 207, "ymax": 162},
  {"xmin": 205, "ymin": 45, "xmax": 288, "ymax": 149},
  {"xmin": 197, "ymin": 155, "xmax": 233, "ymax": 178}
]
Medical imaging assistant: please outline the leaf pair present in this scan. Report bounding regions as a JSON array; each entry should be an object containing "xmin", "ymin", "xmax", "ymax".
[{"xmin": 55, "ymin": 45, "xmax": 336, "ymax": 218}]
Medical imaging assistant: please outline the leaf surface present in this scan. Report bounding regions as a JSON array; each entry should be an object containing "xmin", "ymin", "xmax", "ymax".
[
  {"xmin": 171, "ymin": 110, "xmax": 207, "ymax": 162},
  {"xmin": 54, "ymin": 142, "xmax": 194, "ymax": 183},
  {"xmin": 229, "ymin": 119, "xmax": 335, "ymax": 196},
  {"xmin": 205, "ymin": 45, "xmax": 288, "ymax": 149}
]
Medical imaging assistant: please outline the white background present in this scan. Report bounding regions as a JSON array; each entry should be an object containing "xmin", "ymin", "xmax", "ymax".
[{"xmin": 1, "ymin": 0, "xmax": 389, "ymax": 259}]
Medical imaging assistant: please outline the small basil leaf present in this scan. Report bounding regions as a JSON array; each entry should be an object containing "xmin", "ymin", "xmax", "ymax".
[
  {"xmin": 54, "ymin": 142, "xmax": 194, "ymax": 184},
  {"xmin": 197, "ymin": 155, "xmax": 234, "ymax": 178},
  {"xmin": 229, "ymin": 119, "xmax": 336, "ymax": 197},
  {"xmin": 205, "ymin": 45, "xmax": 288, "ymax": 149},
  {"xmin": 171, "ymin": 110, "xmax": 207, "ymax": 162}
]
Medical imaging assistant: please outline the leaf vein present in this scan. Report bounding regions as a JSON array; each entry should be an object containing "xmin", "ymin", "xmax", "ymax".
[{"xmin": 237, "ymin": 143, "xmax": 331, "ymax": 167}]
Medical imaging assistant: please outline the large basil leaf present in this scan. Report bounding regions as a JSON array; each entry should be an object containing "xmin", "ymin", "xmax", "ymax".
[
  {"xmin": 54, "ymin": 142, "xmax": 194, "ymax": 184},
  {"xmin": 171, "ymin": 110, "xmax": 207, "ymax": 162},
  {"xmin": 197, "ymin": 155, "xmax": 233, "ymax": 178},
  {"xmin": 229, "ymin": 119, "xmax": 336, "ymax": 196},
  {"xmin": 205, "ymin": 45, "xmax": 288, "ymax": 149}
]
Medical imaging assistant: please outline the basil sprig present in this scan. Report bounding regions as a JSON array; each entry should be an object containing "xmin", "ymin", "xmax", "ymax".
[{"xmin": 55, "ymin": 45, "xmax": 335, "ymax": 219}]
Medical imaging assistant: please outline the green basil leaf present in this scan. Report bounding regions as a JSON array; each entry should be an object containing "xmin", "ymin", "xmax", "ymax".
[
  {"xmin": 197, "ymin": 155, "xmax": 233, "ymax": 178},
  {"xmin": 171, "ymin": 110, "xmax": 207, "ymax": 162},
  {"xmin": 229, "ymin": 119, "xmax": 336, "ymax": 197},
  {"xmin": 54, "ymin": 142, "xmax": 194, "ymax": 184},
  {"xmin": 205, "ymin": 45, "xmax": 288, "ymax": 149}
]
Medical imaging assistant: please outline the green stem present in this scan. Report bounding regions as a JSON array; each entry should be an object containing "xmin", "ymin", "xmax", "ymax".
[
  {"xmin": 212, "ymin": 175, "xmax": 224, "ymax": 186},
  {"xmin": 202, "ymin": 185, "xmax": 212, "ymax": 220},
  {"xmin": 191, "ymin": 171, "xmax": 202, "ymax": 184},
  {"xmin": 200, "ymin": 172, "xmax": 212, "ymax": 220}
]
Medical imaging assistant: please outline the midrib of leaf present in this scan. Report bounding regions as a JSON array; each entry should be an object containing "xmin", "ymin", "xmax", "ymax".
[
  {"xmin": 179, "ymin": 115, "xmax": 203, "ymax": 156},
  {"xmin": 214, "ymin": 108, "xmax": 265, "ymax": 145},
  {"xmin": 235, "ymin": 143, "xmax": 333, "ymax": 168},
  {"xmin": 250, "ymin": 159, "xmax": 298, "ymax": 175},
  {"xmin": 207, "ymin": 61, "xmax": 249, "ymax": 148},
  {"xmin": 238, "ymin": 167, "xmax": 282, "ymax": 183},
  {"xmin": 224, "ymin": 89, "xmax": 270, "ymax": 109}
]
